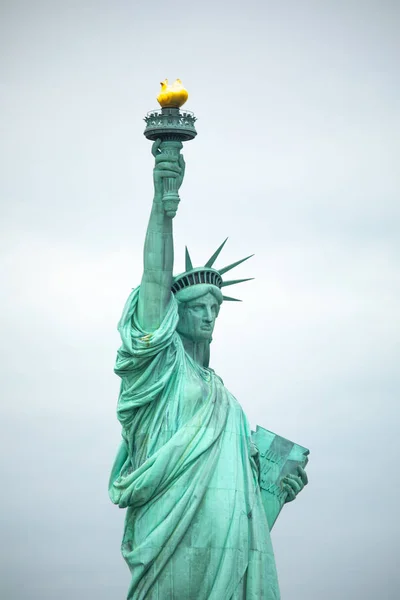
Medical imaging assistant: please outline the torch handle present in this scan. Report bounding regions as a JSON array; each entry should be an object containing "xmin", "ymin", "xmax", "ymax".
[{"xmin": 159, "ymin": 140, "xmax": 183, "ymax": 218}]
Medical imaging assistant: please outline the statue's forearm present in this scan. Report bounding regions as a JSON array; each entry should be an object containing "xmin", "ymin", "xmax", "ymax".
[
  {"xmin": 137, "ymin": 196, "xmax": 174, "ymax": 331},
  {"xmin": 143, "ymin": 197, "xmax": 173, "ymax": 272}
]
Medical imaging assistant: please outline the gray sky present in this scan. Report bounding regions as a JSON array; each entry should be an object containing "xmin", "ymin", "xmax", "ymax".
[{"xmin": 1, "ymin": 0, "xmax": 399, "ymax": 598}]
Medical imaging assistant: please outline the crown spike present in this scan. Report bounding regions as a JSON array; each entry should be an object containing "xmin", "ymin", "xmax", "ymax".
[
  {"xmin": 222, "ymin": 295, "xmax": 242, "ymax": 302},
  {"xmin": 219, "ymin": 254, "xmax": 254, "ymax": 275},
  {"xmin": 185, "ymin": 247, "xmax": 193, "ymax": 271},
  {"xmin": 204, "ymin": 238, "xmax": 229, "ymax": 268},
  {"xmin": 221, "ymin": 277, "xmax": 254, "ymax": 288}
]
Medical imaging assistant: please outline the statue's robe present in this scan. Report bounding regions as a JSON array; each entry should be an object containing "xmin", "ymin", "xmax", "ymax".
[{"xmin": 109, "ymin": 289, "xmax": 280, "ymax": 599}]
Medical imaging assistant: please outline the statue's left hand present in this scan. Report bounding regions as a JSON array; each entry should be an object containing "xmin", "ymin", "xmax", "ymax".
[{"xmin": 282, "ymin": 466, "xmax": 308, "ymax": 503}]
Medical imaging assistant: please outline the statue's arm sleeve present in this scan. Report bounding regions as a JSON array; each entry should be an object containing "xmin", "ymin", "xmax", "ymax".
[
  {"xmin": 116, "ymin": 286, "xmax": 179, "ymax": 366},
  {"xmin": 114, "ymin": 287, "xmax": 180, "ymax": 426}
]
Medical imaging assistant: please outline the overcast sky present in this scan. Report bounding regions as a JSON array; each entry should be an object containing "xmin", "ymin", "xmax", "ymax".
[{"xmin": 1, "ymin": 1, "xmax": 399, "ymax": 599}]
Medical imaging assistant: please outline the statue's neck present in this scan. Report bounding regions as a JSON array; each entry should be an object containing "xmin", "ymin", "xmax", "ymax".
[{"xmin": 179, "ymin": 336, "xmax": 210, "ymax": 368}]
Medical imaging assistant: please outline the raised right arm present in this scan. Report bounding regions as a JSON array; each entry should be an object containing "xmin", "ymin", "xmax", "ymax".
[{"xmin": 137, "ymin": 140, "xmax": 185, "ymax": 331}]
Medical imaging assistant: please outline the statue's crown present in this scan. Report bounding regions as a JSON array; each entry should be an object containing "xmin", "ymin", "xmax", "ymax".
[{"xmin": 172, "ymin": 239, "xmax": 254, "ymax": 302}]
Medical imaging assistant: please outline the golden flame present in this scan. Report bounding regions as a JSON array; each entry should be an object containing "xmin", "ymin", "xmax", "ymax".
[{"xmin": 157, "ymin": 78, "xmax": 189, "ymax": 108}]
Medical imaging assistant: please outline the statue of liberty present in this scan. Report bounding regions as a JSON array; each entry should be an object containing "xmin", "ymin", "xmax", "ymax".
[{"xmin": 109, "ymin": 81, "xmax": 309, "ymax": 600}]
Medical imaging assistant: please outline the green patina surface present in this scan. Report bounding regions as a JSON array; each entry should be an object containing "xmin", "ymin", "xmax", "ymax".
[{"xmin": 109, "ymin": 98, "xmax": 309, "ymax": 600}]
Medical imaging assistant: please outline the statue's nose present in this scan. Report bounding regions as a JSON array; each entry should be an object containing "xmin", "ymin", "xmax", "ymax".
[{"xmin": 204, "ymin": 308, "xmax": 213, "ymax": 322}]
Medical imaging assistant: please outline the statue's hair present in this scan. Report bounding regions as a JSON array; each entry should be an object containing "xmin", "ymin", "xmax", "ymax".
[{"xmin": 175, "ymin": 284, "xmax": 223, "ymax": 306}]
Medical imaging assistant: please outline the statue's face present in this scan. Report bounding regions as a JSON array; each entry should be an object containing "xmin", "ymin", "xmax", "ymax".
[{"xmin": 177, "ymin": 292, "xmax": 220, "ymax": 342}]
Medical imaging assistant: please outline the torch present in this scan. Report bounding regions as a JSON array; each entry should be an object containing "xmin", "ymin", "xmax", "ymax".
[{"xmin": 143, "ymin": 79, "xmax": 197, "ymax": 217}]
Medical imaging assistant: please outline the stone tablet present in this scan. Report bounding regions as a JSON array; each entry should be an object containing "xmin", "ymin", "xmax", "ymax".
[{"xmin": 252, "ymin": 425, "xmax": 309, "ymax": 528}]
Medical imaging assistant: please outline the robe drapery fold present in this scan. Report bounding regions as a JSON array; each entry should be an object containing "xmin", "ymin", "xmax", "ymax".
[{"xmin": 109, "ymin": 288, "xmax": 280, "ymax": 599}]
